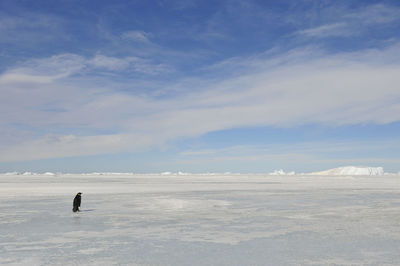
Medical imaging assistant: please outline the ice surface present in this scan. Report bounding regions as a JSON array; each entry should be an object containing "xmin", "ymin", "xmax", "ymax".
[{"xmin": 1, "ymin": 173, "xmax": 400, "ymax": 265}]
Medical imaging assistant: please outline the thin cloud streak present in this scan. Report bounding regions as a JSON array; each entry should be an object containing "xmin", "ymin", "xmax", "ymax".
[
  {"xmin": 0, "ymin": 133, "xmax": 156, "ymax": 162},
  {"xmin": 298, "ymin": 23, "xmax": 352, "ymax": 38},
  {"xmin": 297, "ymin": 3, "xmax": 400, "ymax": 38},
  {"xmin": 121, "ymin": 30, "xmax": 152, "ymax": 43}
]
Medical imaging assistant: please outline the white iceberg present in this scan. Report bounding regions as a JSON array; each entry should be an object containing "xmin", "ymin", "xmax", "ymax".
[
  {"xmin": 309, "ymin": 166, "xmax": 384, "ymax": 176},
  {"xmin": 269, "ymin": 169, "xmax": 296, "ymax": 175}
]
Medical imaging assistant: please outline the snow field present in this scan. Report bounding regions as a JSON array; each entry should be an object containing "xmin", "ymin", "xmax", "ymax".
[{"xmin": 1, "ymin": 173, "xmax": 400, "ymax": 265}]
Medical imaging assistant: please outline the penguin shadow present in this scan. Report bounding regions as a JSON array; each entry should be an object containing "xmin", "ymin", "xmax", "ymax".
[{"xmin": 80, "ymin": 209, "xmax": 95, "ymax": 212}]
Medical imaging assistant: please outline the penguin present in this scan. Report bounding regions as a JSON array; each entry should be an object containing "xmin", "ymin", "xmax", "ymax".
[{"xmin": 72, "ymin": 192, "xmax": 82, "ymax": 212}]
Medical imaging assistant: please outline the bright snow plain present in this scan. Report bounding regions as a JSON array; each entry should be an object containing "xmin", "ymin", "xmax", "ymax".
[{"xmin": 1, "ymin": 173, "xmax": 400, "ymax": 265}]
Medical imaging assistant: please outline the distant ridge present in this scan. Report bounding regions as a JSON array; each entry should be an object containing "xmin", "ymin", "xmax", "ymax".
[
  {"xmin": 1, "ymin": 167, "xmax": 393, "ymax": 176},
  {"xmin": 309, "ymin": 166, "xmax": 384, "ymax": 176}
]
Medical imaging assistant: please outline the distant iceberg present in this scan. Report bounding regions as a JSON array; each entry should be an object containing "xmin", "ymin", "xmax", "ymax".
[
  {"xmin": 269, "ymin": 169, "xmax": 296, "ymax": 175},
  {"xmin": 309, "ymin": 166, "xmax": 384, "ymax": 176},
  {"xmin": 43, "ymin": 172, "xmax": 56, "ymax": 176}
]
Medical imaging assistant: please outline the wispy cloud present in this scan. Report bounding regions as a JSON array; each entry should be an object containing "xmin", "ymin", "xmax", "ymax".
[
  {"xmin": 1, "ymin": 41, "xmax": 400, "ymax": 161},
  {"xmin": 121, "ymin": 30, "xmax": 152, "ymax": 43},
  {"xmin": 345, "ymin": 4, "xmax": 400, "ymax": 25},
  {"xmin": 297, "ymin": 4, "xmax": 400, "ymax": 38},
  {"xmin": 298, "ymin": 23, "xmax": 352, "ymax": 38},
  {"xmin": 0, "ymin": 133, "xmax": 156, "ymax": 162},
  {"xmin": 89, "ymin": 54, "xmax": 171, "ymax": 74},
  {"xmin": 0, "ymin": 53, "xmax": 171, "ymax": 85}
]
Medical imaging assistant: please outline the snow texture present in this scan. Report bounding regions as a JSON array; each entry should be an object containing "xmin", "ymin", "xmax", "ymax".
[{"xmin": 1, "ymin": 173, "xmax": 400, "ymax": 265}]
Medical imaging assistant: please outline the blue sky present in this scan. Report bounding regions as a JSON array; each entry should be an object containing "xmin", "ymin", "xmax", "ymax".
[{"xmin": 1, "ymin": 0, "xmax": 400, "ymax": 173}]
